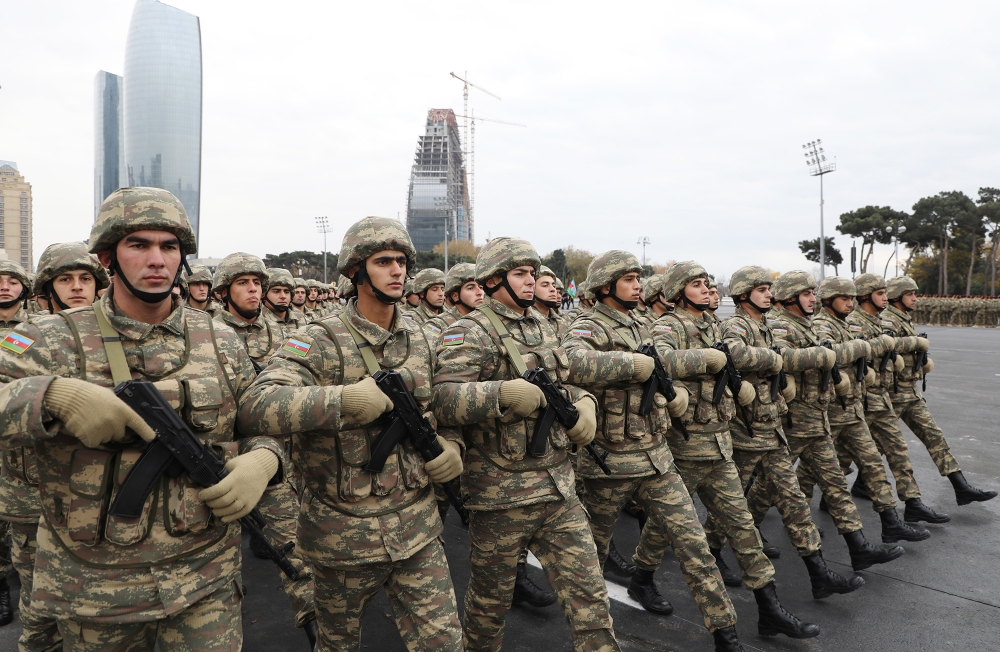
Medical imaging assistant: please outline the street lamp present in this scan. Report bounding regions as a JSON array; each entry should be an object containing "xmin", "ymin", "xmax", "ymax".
[
  {"xmin": 637, "ymin": 236, "xmax": 651, "ymax": 267},
  {"xmin": 315, "ymin": 216, "xmax": 331, "ymax": 283},
  {"xmin": 802, "ymin": 139, "xmax": 836, "ymax": 280},
  {"xmin": 884, "ymin": 222, "xmax": 907, "ymax": 278}
]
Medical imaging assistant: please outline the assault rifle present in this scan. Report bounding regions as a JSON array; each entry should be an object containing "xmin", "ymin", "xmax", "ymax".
[
  {"xmin": 915, "ymin": 332, "xmax": 930, "ymax": 391},
  {"xmin": 768, "ymin": 345, "xmax": 788, "ymax": 402},
  {"xmin": 108, "ymin": 380, "xmax": 300, "ymax": 580},
  {"xmin": 523, "ymin": 367, "xmax": 611, "ymax": 475},
  {"xmin": 636, "ymin": 343, "xmax": 690, "ymax": 441},
  {"xmin": 878, "ymin": 328, "xmax": 897, "ymax": 374},
  {"xmin": 711, "ymin": 341, "xmax": 754, "ymax": 438},
  {"xmin": 820, "ymin": 341, "xmax": 847, "ymax": 410},
  {"xmin": 364, "ymin": 370, "xmax": 470, "ymax": 525}
]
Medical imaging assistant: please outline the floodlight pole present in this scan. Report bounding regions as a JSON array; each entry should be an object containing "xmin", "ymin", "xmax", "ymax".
[
  {"xmin": 315, "ymin": 216, "xmax": 331, "ymax": 283},
  {"xmin": 637, "ymin": 236, "xmax": 651, "ymax": 267},
  {"xmin": 802, "ymin": 140, "xmax": 836, "ymax": 280}
]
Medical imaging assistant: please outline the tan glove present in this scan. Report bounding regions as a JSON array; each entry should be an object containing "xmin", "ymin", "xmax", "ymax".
[
  {"xmin": 915, "ymin": 337, "xmax": 930, "ymax": 352},
  {"xmin": 875, "ymin": 334, "xmax": 896, "ymax": 356},
  {"xmin": 704, "ymin": 349, "xmax": 727, "ymax": 374},
  {"xmin": 631, "ymin": 353, "xmax": 655, "ymax": 382},
  {"xmin": 816, "ymin": 347, "xmax": 837, "ymax": 370},
  {"xmin": 864, "ymin": 367, "xmax": 877, "ymax": 386},
  {"xmin": 894, "ymin": 355, "xmax": 905, "ymax": 372},
  {"xmin": 737, "ymin": 380, "xmax": 756, "ymax": 406},
  {"xmin": 424, "ymin": 437, "xmax": 463, "ymax": 483},
  {"xmin": 666, "ymin": 385, "xmax": 689, "ymax": 417},
  {"xmin": 781, "ymin": 376, "xmax": 796, "ymax": 403},
  {"xmin": 198, "ymin": 448, "xmax": 279, "ymax": 522},
  {"xmin": 44, "ymin": 377, "xmax": 156, "ymax": 447},
  {"xmin": 566, "ymin": 398, "xmax": 597, "ymax": 445},
  {"xmin": 765, "ymin": 355, "xmax": 783, "ymax": 376},
  {"xmin": 834, "ymin": 373, "xmax": 852, "ymax": 396},
  {"xmin": 341, "ymin": 377, "xmax": 394, "ymax": 424},
  {"xmin": 499, "ymin": 378, "xmax": 547, "ymax": 417},
  {"xmin": 922, "ymin": 357, "xmax": 934, "ymax": 375}
]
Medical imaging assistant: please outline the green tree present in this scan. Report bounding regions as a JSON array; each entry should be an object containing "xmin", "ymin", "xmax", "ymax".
[
  {"xmin": 977, "ymin": 188, "xmax": 1000, "ymax": 295},
  {"xmin": 911, "ymin": 191, "xmax": 977, "ymax": 294},
  {"xmin": 542, "ymin": 249, "xmax": 568, "ymax": 284},
  {"xmin": 798, "ymin": 237, "xmax": 843, "ymax": 275},
  {"xmin": 836, "ymin": 206, "xmax": 909, "ymax": 274},
  {"xmin": 564, "ymin": 246, "xmax": 595, "ymax": 287},
  {"xmin": 262, "ymin": 250, "xmax": 337, "ymax": 281}
]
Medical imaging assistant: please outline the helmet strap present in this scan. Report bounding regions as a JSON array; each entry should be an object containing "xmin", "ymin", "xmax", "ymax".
[
  {"xmin": 484, "ymin": 271, "xmax": 535, "ymax": 309},
  {"xmin": 222, "ymin": 290, "xmax": 261, "ymax": 321},
  {"xmin": 0, "ymin": 286, "xmax": 27, "ymax": 310},
  {"xmin": 352, "ymin": 264, "xmax": 399, "ymax": 305},
  {"xmin": 109, "ymin": 249, "xmax": 183, "ymax": 304},
  {"xmin": 780, "ymin": 297, "xmax": 814, "ymax": 317},
  {"xmin": 596, "ymin": 278, "xmax": 638, "ymax": 310},
  {"xmin": 737, "ymin": 294, "xmax": 771, "ymax": 314},
  {"xmin": 264, "ymin": 296, "xmax": 289, "ymax": 315},
  {"xmin": 537, "ymin": 297, "xmax": 561, "ymax": 309},
  {"xmin": 822, "ymin": 298, "xmax": 851, "ymax": 320},
  {"xmin": 679, "ymin": 289, "xmax": 711, "ymax": 312}
]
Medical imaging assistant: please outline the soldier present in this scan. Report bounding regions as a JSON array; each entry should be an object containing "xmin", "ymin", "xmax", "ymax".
[
  {"xmin": 213, "ymin": 253, "xmax": 284, "ymax": 366},
  {"xmin": 403, "ymin": 278, "xmax": 421, "ymax": 310},
  {"xmin": 702, "ymin": 266, "xmax": 864, "ymax": 602},
  {"xmin": 423, "ymin": 262, "xmax": 481, "ymax": 351},
  {"xmin": 409, "ymin": 268, "xmax": 446, "ymax": 324},
  {"xmin": 534, "ymin": 265, "xmax": 569, "ymax": 337},
  {"xmin": 237, "ymin": 216, "xmax": 464, "ymax": 651},
  {"xmin": 563, "ymin": 251, "xmax": 748, "ymax": 651},
  {"xmin": 763, "ymin": 271, "xmax": 906, "ymax": 571},
  {"xmin": 292, "ymin": 277, "xmax": 309, "ymax": 315},
  {"xmin": 335, "ymin": 275, "xmax": 354, "ymax": 307},
  {"xmin": 186, "ymin": 264, "xmax": 221, "ymax": 315},
  {"xmin": 0, "ymin": 187, "xmax": 277, "ymax": 650},
  {"xmin": 303, "ymin": 279, "xmax": 323, "ymax": 319},
  {"xmin": 884, "ymin": 276, "xmax": 998, "ymax": 505},
  {"xmin": 653, "ymin": 261, "xmax": 819, "ymax": 640},
  {"xmin": 706, "ymin": 276, "xmax": 721, "ymax": 322},
  {"xmin": 263, "ymin": 267, "xmax": 306, "ymax": 336},
  {"xmin": 432, "ymin": 237, "xmax": 619, "ymax": 652}
]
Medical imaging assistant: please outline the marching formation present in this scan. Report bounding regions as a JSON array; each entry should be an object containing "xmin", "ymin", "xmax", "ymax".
[{"xmin": 0, "ymin": 187, "xmax": 995, "ymax": 652}]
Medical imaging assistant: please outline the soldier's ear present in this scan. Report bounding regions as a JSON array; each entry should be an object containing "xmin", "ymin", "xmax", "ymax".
[
  {"xmin": 485, "ymin": 276, "xmax": 501, "ymax": 290},
  {"xmin": 97, "ymin": 251, "xmax": 112, "ymax": 268}
]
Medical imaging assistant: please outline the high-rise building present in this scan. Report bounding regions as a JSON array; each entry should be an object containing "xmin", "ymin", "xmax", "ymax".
[
  {"xmin": 94, "ymin": 71, "xmax": 125, "ymax": 219},
  {"xmin": 0, "ymin": 162, "xmax": 34, "ymax": 271},
  {"xmin": 406, "ymin": 109, "xmax": 471, "ymax": 252}
]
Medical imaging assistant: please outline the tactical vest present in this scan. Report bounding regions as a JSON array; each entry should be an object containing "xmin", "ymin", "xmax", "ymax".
[
  {"xmin": 0, "ymin": 311, "xmax": 41, "ymax": 522},
  {"xmin": 771, "ymin": 312, "xmax": 833, "ymax": 411},
  {"xmin": 723, "ymin": 312, "xmax": 787, "ymax": 437},
  {"xmin": 661, "ymin": 311, "xmax": 736, "ymax": 426}
]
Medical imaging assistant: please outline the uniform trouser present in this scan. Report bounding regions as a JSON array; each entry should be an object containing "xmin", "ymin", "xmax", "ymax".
[
  {"xmin": 797, "ymin": 418, "xmax": 896, "ymax": 514},
  {"xmin": 57, "ymin": 580, "xmax": 242, "ymax": 652},
  {"xmin": 672, "ymin": 458, "xmax": 775, "ymax": 590},
  {"xmin": 704, "ymin": 448, "xmax": 821, "ymax": 557},
  {"xmin": 757, "ymin": 435, "xmax": 864, "ymax": 535},
  {"xmin": 894, "ymin": 398, "xmax": 961, "ymax": 476},
  {"xmin": 464, "ymin": 497, "xmax": 619, "ymax": 652},
  {"xmin": 0, "ymin": 520, "xmax": 10, "ymax": 575},
  {"xmin": 8, "ymin": 521, "xmax": 60, "ymax": 652},
  {"xmin": 582, "ymin": 469, "xmax": 736, "ymax": 632},
  {"xmin": 433, "ymin": 483, "xmax": 451, "ymax": 524},
  {"xmin": 859, "ymin": 408, "xmax": 921, "ymax": 501},
  {"xmin": 253, "ymin": 480, "xmax": 315, "ymax": 626}
]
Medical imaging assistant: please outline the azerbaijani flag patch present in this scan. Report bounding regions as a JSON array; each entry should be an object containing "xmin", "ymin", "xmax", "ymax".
[
  {"xmin": 730, "ymin": 324, "xmax": 747, "ymax": 335},
  {"xmin": 772, "ymin": 328, "xmax": 788, "ymax": 335},
  {"xmin": 443, "ymin": 333, "xmax": 464, "ymax": 346},
  {"xmin": 881, "ymin": 320, "xmax": 894, "ymax": 327},
  {"xmin": 282, "ymin": 338, "xmax": 311, "ymax": 357},
  {"xmin": 653, "ymin": 324, "xmax": 672, "ymax": 331},
  {"xmin": 848, "ymin": 324, "xmax": 863, "ymax": 332},
  {"xmin": 818, "ymin": 325, "xmax": 833, "ymax": 332},
  {"xmin": 424, "ymin": 323, "xmax": 442, "ymax": 334},
  {"xmin": 571, "ymin": 328, "xmax": 592, "ymax": 337},
  {"xmin": 0, "ymin": 332, "xmax": 33, "ymax": 355}
]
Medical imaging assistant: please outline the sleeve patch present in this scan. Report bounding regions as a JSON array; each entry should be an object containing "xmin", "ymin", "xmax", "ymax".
[
  {"xmin": 771, "ymin": 328, "xmax": 788, "ymax": 335},
  {"xmin": 729, "ymin": 324, "xmax": 748, "ymax": 335},
  {"xmin": 424, "ymin": 323, "xmax": 442, "ymax": 334},
  {"xmin": 818, "ymin": 325, "xmax": 833, "ymax": 332},
  {"xmin": 848, "ymin": 324, "xmax": 863, "ymax": 331},
  {"xmin": 570, "ymin": 328, "xmax": 592, "ymax": 337},
  {"xmin": 881, "ymin": 320, "xmax": 894, "ymax": 327},
  {"xmin": 0, "ymin": 332, "xmax": 34, "ymax": 355},
  {"xmin": 442, "ymin": 333, "xmax": 465, "ymax": 346},
  {"xmin": 653, "ymin": 324, "xmax": 672, "ymax": 331},
  {"xmin": 402, "ymin": 314, "xmax": 414, "ymax": 320},
  {"xmin": 282, "ymin": 338, "xmax": 311, "ymax": 357}
]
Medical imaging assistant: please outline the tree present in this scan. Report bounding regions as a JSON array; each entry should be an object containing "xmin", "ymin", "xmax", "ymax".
[
  {"xmin": 977, "ymin": 188, "xmax": 1000, "ymax": 295},
  {"xmin": 432, "ymin": 239, "xmax": 480, "ymax": 263},
  {"xmin": 542, "ymin": 249, "xmax": 568, "ymax": 284},
  {"xmin": 836, "ymin": 206, "xmax": 909, "ymax": 274},
  {"xmin": 262, "ymin": 250, "xmax": 336, "ymax": 281},
  {"xmin": 798, "ymin": 237, "xmax": 843, "ymax": 275},
  {"xmin": 912, "ymin": 191, "xmax": 977, "ymax": 294},
  {"xmin": 564, "ymin": 246, "xmax": 595, "ymax": 287}
]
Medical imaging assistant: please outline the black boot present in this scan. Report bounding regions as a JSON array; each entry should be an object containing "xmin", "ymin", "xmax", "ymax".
[
  {"xmin": 753, "ymin": 582, "xmax": 820, "ymax": 639},
  {"xmin": 759, "ymin": 533, "xmax": 780, "ymax": 559},
  {"xmin": 712, "ymin": 626, "xmax": 746, "ymax": 652},
  {"xmin": 604, "ymin": 540, "xmax": 636, "ymax": 580},
  {"xmin": 801, "ymin": 551, "xmax": 865, "ymax": 599},
  {"xmin": 710, "ymin": 548, "xmax": 743, "ymax": 587},
  {"xmin": 851, "ymin": 477, "xmax": 871, "ymax": 500},
  {"xmin": 249, "ymin": 533, "xmax": 271, "ymax": 560},
  {"xmin": 627, "ymin": 568, "xmax": 673, "ymax": 615},
  {"xmin": 879, "ymin": 508, "xmax": 930, "ymax": 543},
  {"xmin": 0, "ymin": 577, "xmax": 11, "ymax": 626},
  {"xmin": 843, "ymin": 530, "xmax": 903, "ymax": 571},
  {"xmin": 303, "ymin": 617, "xmax": 318, "ymax": 650},
  {"xmin": 512, "ymin": 561, "xmax": 557, "ymax": 608},
  {"xmin": 904, "ymin": 497, "xmax": 951, "ymax": 524},
  {"xmin": 948, "ymin": 471, "xmax": 999, "ymax": 506}
]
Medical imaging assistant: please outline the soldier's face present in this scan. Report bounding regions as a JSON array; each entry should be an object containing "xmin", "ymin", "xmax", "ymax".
[
  {"xmin": 52, "ymin": 270, "xmax": 97, "ymax": 311},
  {"xmin": 189, "ymin": 282, "xmax": 210, "ymax": 303},
  {"xmin": 750, "ymin": 285, "xmax": 772, "ymax": 309},
  {"xmin": 267, "ymin": 286, "xmax": 291, "ymax": 307},
  {"xmin": 308, "ymin": 289, "xmax": 319, "ymax": 302},
  {"xmin": 902, "ymin": 291, "xmax": 917, "ymax": 309},
  {"xmin": 537, "ymin": 276, "xmax": 560, "ymax": 303},
  {"xmin": 831, "ymin": 295, "xmax": 853, "ymax": 314},
  {"xmin": 228, "ymin": 274, "xmax": 262, "ymax": 313},
  {"xmin": 871, "ymin": 288, "xmax": 889, "ymax": 309},
  {"xmin": 459, "ymin": 281, "xmax": 484, "ymax": 308},
  {"xmin": 798, "ymin": 289, "xmax": 817, "ymax": 314},
  {"xmin": 708, "ymin": 287, "xmax": 720, "ymax": 309},
  {"xmin": 406, "ymin": 293, "xmax": 421, "ymax": 307},
  {"xmin": 0, "ymin": 275, "xmax": 22, "ymax": 303},
  {"xmin": 683, "ymin": 278, "xmax": 710, "ymax": 306},
  {"xmin": 487, "ymin": 266, "xmax": 535, "ymax": 309},
  {"xmin": 363, "ymin": 250, "xmax": 408, "ymax": 300},
  {"xmin": 423, "ymin": 283, "xmax": 445, "ymax": 308},
  {"xmin": 615, "ymin": 273, "xmax": 642, "ymax": 302},
  {"xmin": 103, "ymin": 231, "xmax": 182, "ymax": 297},
  {"xmin": 293, "ymin": 287, "xmax": 307, "ymax": 305}
]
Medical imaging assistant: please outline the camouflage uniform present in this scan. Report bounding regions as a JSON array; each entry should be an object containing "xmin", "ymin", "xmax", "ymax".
[
  {"xmin": 303, "ymin": 279, "xmax": 324, "ymax": 320},
  {"xmin": 186, "ymin": 264, "xmax": 222, "ymax": 317},
  {"xmin": 408, "ymin": 268, "xmax": 446, "ymax": 325},
  {"xmin": 421, "ymin": 263, "xmax": 475, "ymax": 352},
  {"xmin": 212, "ymin": 254, "xmax": 283, "ymax": 365},
  {"xmin": 535, "ymin": 265, "xmax": 570, "ymax": 338},
  {"xmin": 237, "ymin": 217, "xmax": 462, "ymax": 652},
  {"xmin": 0, "ymin": 188, "xmax": 274, "ymax": 651},
  {"xmin": 563, "ymin": 252, "xmax": 736, "ymax": 634},
  {"xmin": 432, "ymin": 238, "xmax": 618, "ymax": 652},
  {"xmin": 263, "ymin": 268, "xmax": 307, "ymax": 336}
]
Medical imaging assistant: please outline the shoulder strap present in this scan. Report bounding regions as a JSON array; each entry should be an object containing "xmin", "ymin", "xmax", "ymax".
[
  {"xmin": 479, "ymin": 305, "xmax": 528, "ymax": 376},
  {"xmin": 592, "ymin": 310, "xmax": 638, "ymax": 350},
  {"xmin": 93, "ymin": 307, "xmax": 132, "ymax": 386},
  {"xmin": 339, "ymin": 317, "xmax": 382, "ymax": 375}
]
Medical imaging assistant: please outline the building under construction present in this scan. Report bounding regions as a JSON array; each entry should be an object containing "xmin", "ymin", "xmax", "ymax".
[{"xmin": 406, "ymin": 109, "xmax": 471, "ymax": 252}]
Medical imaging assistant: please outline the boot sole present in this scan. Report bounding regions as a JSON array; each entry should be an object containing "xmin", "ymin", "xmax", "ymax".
[
  {"xmin": 626, "ymin": 588, "xmax": 674, "ymax": 616},
  {"xmin": 758, "ymin": 625, "xmax": 821, "ymax": 639},
  {"xmin": 904, "ymin": 513, "xmax": 951, "ymax": 524},
  {"xmin": 852, "ymin": 547, "xmax": 904, "ymax": 571},
  {"xmin": 812, "ymin": 577, "xmax": 865, "ymax": 599},
  {"xmin": 956, "ymin": 492, "xmax": 998, "ymax": 506},
  {"xmin": 721, "ymin": 577, "xmax": 744, "ymax": 588},
  {"xmin": 882, "ymin": 530, "xmax": 930, "ymax": 543}
]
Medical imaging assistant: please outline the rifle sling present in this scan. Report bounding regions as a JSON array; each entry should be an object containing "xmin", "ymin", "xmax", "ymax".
[
  {"xmin": 337, "ymin": 318, "xmax": 383, "ymax": 375},
  {"xmin": 479, "ymin": 305, "xmax": 529, "ymax": 376},
  {"xmin": 94, "ymin": 306, "xmax": 133, "ymax": 386},
  {"xmin": 592, "ymin": 310, "xmax": 639, "ymax": 351}
]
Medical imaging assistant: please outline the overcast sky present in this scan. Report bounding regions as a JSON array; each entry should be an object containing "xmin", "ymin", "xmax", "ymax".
[{"xmin": 2, "ymin": 1, "xmax": 999, "ymax": 281}]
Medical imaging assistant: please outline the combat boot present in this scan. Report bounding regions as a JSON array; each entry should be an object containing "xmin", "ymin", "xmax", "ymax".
[
  {"xmin": 759, "ymin": 532, "xmax": 780, "ymax": 559},
  {"xmin": 843, "ymin": 530, "xmax": 903, "ymax": 570},
  {"xmin": 512, "ymin": 561, "xmax": 557, "ymax": 608},
  {"xmin": 879, "ymin": 508, "xmax": 930, "ymax": 543},
  {"xmin": 303, "ymin": 617, "xmax": 318, "ymax": 650},
  {"xmin": 712, "ymin": 626, "xmax": 746, "ymax": 652},
  {"xmin": 710, "ymin": 548, "xmax": 743, "ymax": 587},
  {"xmin": 627, "ymin": 568, "xmax": 673, "ymax": 615},
  {"xmin": 753, "ymin": 582, "xmax": 820, "ymax": 639},
  {"xmin": 850, "ymin": 477, "xmax": 871, "ymax": 500},
  {"xmin": 604, "ymin": 540, "xmax": 636, "ymax": 580},
  {"xmin": 0, "ymin": 577, "xmax": 11, "ymax": 626},
  {"xmin": 904, "ymin": 498, "xmax": 950, "ymax": 524},
  {"xmin": 948, "ymin": 471, "xmax": 998, "ymax": 505},
  {"xmin": 801, "ymin": 551, "xmax": 865, "ymax": 599}
]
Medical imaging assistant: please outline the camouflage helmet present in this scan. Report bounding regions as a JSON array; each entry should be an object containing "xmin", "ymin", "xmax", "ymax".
[
  {"xmin": 771, "ymin": 270, "xmax": 816, "ymax": 302},
  {"xmin": 537, "ymin": 265, "xmax": 557, "ymax": 282},
  {"xmin": 0, "ymin": 260, "xmax": 30, "ymax": 290},
  {"xmin": 187, "ymin": 264, "xmax": 213, "ymax": 288},
  {"xmin": 293, "ymin": 276, "xmax": 309, "ymax": 291},
  {"xmin": 445, "ymin": 262, "xmax": 477, "ymax": 296},
  {"xmin": 641, "ymin": 274, "xmax": 662, "ymax": 299},
  {"xmin": 305, "ymin": 278, "xmax": 322, "ymax": 292},
  {"xmin": 706, "ymin": 275, "xmax": 718, "ymax": 290},
  {"xmin": 337, "ymin": 216, "xmax": 416, "ymax": 277},
  {"xmin": 886, "ymin": 275, "xmax": 919, "ymax": 300},
  {"xmin": 475, "ymin": 237, "xmax": 541, "ymax": 286},
  {"xmin": 403, "ymin": 278, "xmax": 416, "ymax": 296},
  {"xmin": 34, "ymin": 242, "xmax": 110, "ymax": 294},
  {"xmin": 554, "ymin": 276, "xmax": 565, "ymax": 291},
  {"xmin": 212, "ymin": 252, "xmax": 269, "ymax": 291},
  {"xmin": 26, "ymin": 273, "xmax": 36, "ymax": 296},
  {"xmin": 266, "ymin": 268, "xmax": 295, "ymax": 290},
  {"xmin": 729, "ymin": 265, "xmax": 773, "ymax": 297},
  {"xmin": 817, "ymin": 275, "xmax": 856, "ymax": 300},
  {"xmin": 413, "ymin": 268, "xmax": 446, "ymax": 295},
  {"xmin": 337, "ymin": 274, "xmax": 355, "ymax": 299},
  {"xmin": 89, "ymin": 187, "xmax": 197, "ymax": 255},
  {"xmin": 661, "ymin": 261, "xmax": 709, "ymax": 302},
  {"xmin": 586, "ymin": 250, "xmax": 642, "ymax": 294},
  {"xmin": 854, "ymin": 273, "xmax": 886, "ymax": 298}
]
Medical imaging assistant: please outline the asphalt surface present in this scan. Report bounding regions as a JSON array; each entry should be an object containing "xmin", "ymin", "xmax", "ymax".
[{"xmin": 1, "ymin": 313, "xmax": 998, "ymax": 651}]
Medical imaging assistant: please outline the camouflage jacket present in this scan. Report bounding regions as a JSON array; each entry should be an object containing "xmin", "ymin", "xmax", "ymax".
[
  {"xmin": 263, "ymin": 305, "xmax": 306, "ymax": 343},
  {"xmin": 534, "ymin": 306, "xmax": 569, "ymax": 338},
  {"xmin": 562, "ymin": 303, "xmax": 674, "ymax": 478},
  {"xmin": 721, "ymin": 308, "xmax": 786, "ymax": 451},
  {"xmin": 432, "ymin": 297, "xmax": 591, "ymax": 511},
  {"xmin": 768, "ymin": 306, "xmax": 836, "ymax": 436},
  {"xmin": 811, "ymin": 309, "xmax": 872, "ymax": 426},
  {"xmin": 0, "ymin": 290, "xmax": 269, "ymax": 622},
  {"xmin": 421, "ymin": 305, "xmax": 460, "ymax": 350},
  {"xmin": 846, "ymin": 307, "xmax": 898, "ymax": 412},
  {"xmin": 0, "ymin": 306, "xmax": 29, "ymax": 334},
  {"xmin": 410, "ymin": 302, "xmax": 444, "ymax": 325},
  {"xmin": 214, "ymin": 309, "xmax": 283, "ymax": 364},
  {"xmin": 237, "ymin": 299, "xmax": 447, "ymax": 567},
  {"xmin": 0, "ymin": 305, "xmax": 38, "ymax": 523},
  {"xmin": 882, "ymin": 305, "xmax": 931, "ymax": 402}
]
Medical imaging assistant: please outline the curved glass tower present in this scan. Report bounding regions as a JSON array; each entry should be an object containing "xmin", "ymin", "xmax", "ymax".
[{"xmin": 123, "ymin": 0, "xmax": 202, "ymax": 249}]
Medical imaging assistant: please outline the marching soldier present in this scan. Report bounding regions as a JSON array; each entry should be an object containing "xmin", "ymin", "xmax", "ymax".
[
  {"xmin": 213, "ymin": 254, "xmax": 283, "ymax": 366},
  {"xmin": 534, "ymin": 265, "xmax": 569, "ymax": 337},
  {"xmin": 263, "ymin": 268, "xmax": 307, "ymax": 336},
  {"xmin": 291, "ymin": 277, "xmax": 309, "ymax": 315},
  {"xmin": 303, "ymin": 279, "xmax": 323, "ymax": 319},
  {"xmin": 403, "ymin": 278, "xmax": 421, "ymax": 312},
  {"xmin": 706, "ymin": 276, "xmax": 721, "ymax": 321},
  {"xmin": 186, "ymin": 264, "xmax": 221, "ymax": 316},
  {"xmin": 408, "ymin": 268, "xmax": 446, "ymax": 324},
  {"xmin": 422, "ymin": 262, "xmax": 481, "ymax": 350}
]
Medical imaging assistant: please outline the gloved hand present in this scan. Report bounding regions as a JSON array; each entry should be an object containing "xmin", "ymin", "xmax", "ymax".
[
  {"xmin": 44, "ymin": 377, "xmax": 156, "ymax": 447},
  {"xmin": 875, "ymin": 334, "xmax": 896, "ymax": 356},
  {"xmin": 566, "ymin": 397, "xmax": 597, "ymax": 445},
  {"xmin": 341, "ymin": 377, "xmax": 394, "ymax": 424},
  {"xmin": 499, "ymin": 378, "xmax": 547, "ymax": 417},
  {"xmin": 834, "ymin": 374, "xmax": 852, "ymax": 396},
  {"xmin": 915, "ymin": 337, "xmax": 930, "ymax": 352},
  {"xmin": 198, "ymin": 448, "xmax": 279, "ymax": 522},
  {"xmin": 704, "ymin": 349, "xmax": 727, "ymax": 374},
  {"xmin": 736, "ymin": 380, "xmax": 756, "ymax": 406},
  {"xmin": 781, "ymin": 376, "xmax": 796, "ymax": 403},
  {"xmin": 922, "ymin": 358, "xmax": 934, "ymax": 375},
  {"xmin": 631, "ymin": 353, "xmax": 655, "ymax": 382},
  {"xmin": 894, "ymin": 355, "xmax": 905, "ymax": 372},
  {"xmin": 766, "ymin": 355, "xmax": 783, "ymax": 376},
  {"xmin": 667, "ymin": 385, "xmax": 689, "ymax": 417},
  {"xmin": 864, "ymin": 367, "xmax": 877, "ymax": 386},
  {"xmin": 813, "ymin": 346, "xmax": 837, "ymax": 370},
  {"xmin": 424, "ymin": 437, "xmax": 463, "ymax": 483}
]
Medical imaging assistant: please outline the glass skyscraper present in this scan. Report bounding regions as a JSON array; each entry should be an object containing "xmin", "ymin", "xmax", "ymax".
[{"xmin": 94, "ymin": 71, "xmax": 124, "ymax": 219}]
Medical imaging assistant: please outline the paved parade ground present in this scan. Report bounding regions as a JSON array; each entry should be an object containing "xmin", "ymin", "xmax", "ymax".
[{"xmin": 2, "ymin": 319, "xmax": 998, "ymax": 651}]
